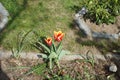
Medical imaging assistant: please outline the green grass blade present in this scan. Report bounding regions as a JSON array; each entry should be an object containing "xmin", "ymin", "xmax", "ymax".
[
  {"xmin": 31, "ymin": 63, "xmax": 46, "ymax": 75},
  {"xmin": 6, "ymin": 66, "xmax": 30, "ymax": 70}
]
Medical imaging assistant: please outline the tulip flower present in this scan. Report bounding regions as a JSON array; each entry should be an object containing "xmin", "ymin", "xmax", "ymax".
[
  {"xmin": 35, "ymin": 31, "xmax": 67, "ymax": 69},
  {"xmin": 54, "ymin": 31, "xmax": 64, "ymax": 42},
  {"xmin": 45, "ymin": 37, "xmax": 52, "ymax": 46}
]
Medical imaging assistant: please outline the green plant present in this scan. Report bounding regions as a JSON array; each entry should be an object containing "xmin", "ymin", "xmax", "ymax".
[
  {"xmin": 10, "ymin": 30, "xmax": 32, "ymax": 58},
  {"xmin": 27, "ymin": 63, "xmax": 46, "ymax": 75},
  {"xmin": 80, "ymin": 50, "xmax": 95, "ymax": 67},
  {"xmin": 34, "ymin": 31, "xmax": 70, "ymax": 69},
  {"xmin": 79, "ymin": 0, "xmax": 120, "ymax": 24},
  {"xmin": 73, "ymin": 55, "xmax": 96, "ymax": 80},
  {"xmin": 17, "ymin": 63, "xmax": 46, "ymax": 80}
]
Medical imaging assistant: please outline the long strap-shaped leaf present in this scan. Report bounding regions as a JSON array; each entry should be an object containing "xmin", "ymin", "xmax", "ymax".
[
  {"xmin": 49, "ymin": 58, "xmax": 52, "ymax": 69},
  {"xmin": 52, "ymin": 41, "xmax": 56, "ymax": 52},
  {"xmin": 37, "ymin": 42, "xmax": 50, "ymax": 54},
  {"xmin": 56, "ymin": 42, "xmax": 62, "ymax": 54}
]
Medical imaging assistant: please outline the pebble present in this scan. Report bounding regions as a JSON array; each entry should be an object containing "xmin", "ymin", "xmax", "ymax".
[{"xmin": 109, "ymin": 63, "xmax": 117, "ymax": 72}]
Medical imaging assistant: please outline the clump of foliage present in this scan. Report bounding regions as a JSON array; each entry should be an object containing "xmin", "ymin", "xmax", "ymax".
[
  {"xmin": 80, "ymin": 0, "xmax": 120, "ymax": 24},
  {"xmin": 9, "ymin": 30, "xmax": 32, "ymax": 59},
  {"xmin": 34, "ymin": 31, "xmax": 69, "ymax": 69}
]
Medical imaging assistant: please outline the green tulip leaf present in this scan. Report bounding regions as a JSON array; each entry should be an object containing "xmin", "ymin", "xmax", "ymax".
[
  {"xmin": 49, "ymin": 58, "xmax": 52, "ymax": 69},
  {"xmin": 38, "ymin": 53, "xmax": 48, "ymax": 59},
  {"xmin": 56, "ymin": 42, "xmax": 62, "ymax": 54},
  {"xmin": 58, "ymin": 50, "xmax": 70, "ymax": 60},
  {"xmin": 49, "ymin": 51, "xmax": 57, "ymax": 59},
  {"xmin": 52, "ymin": 41, "xmax": 56, "ymax": 52},
  {"xmin": 37, "ymin": 42, "xmax": 50, "ymax": 53}
]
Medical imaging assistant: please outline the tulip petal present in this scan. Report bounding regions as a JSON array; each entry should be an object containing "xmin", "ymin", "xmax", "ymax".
[
  {"xmin": 54, "ymin": 31, "xmax": 64, "ymax": 42},
  {"xmin": 45, "ymin": 37, "xmax": 52, "ymax": 46}
]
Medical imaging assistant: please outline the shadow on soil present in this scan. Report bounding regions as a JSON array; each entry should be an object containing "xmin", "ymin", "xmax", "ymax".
[
  {"xmin": 0, "ymin": 0, "xmax": 28, "ymax": 44},
  {"xmin": 0, "ymin": 61, "xmax": 10, "ymax": 80},
  {"xmin": 105, "ymin": 57, "xmax": 120, "ymax": 80},
  {"xmin": 111, "ymin": 58, "xmax": 120, "ymax": 80}
]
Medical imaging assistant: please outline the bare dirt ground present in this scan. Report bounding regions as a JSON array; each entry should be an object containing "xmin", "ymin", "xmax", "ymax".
[
  {"xmin": 0, "ymin": 58, "xmax": 42, "ymax": 80},
  {"xmin": 0, "ymin": 58, "xmax": 112, "ymax": 80},
  {"xmin": 1, "ymin": 57, "xmax": 120, "ymax": 80},
  {"xmin": 86, "ymin": 16, "xmax": 120, "ymax": 34}
]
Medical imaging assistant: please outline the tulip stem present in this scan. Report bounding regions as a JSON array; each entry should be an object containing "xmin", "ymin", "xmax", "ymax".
[
  {"xmin": 49, "ymin": 58, "xmax": 52, "ymax": 69},
  {"xmin": 56, "ymin": 60, "xmax": 60, "ymax": 69}
]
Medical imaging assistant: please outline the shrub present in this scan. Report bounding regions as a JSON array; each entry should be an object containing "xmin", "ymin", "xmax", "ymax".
[{"xmin": 79, "ymin": 0, "xmax": 120, "ymax": 24}]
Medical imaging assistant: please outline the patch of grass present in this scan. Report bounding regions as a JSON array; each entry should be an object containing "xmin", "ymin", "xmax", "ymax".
[
  {"xmin": 1, "ymin": 0, "xmax": 24, "ymax": 18},
  {"xmin": 1, "ymin": 0, "xmax": 119, "ymax": 53},
  {"xmin": 0, "ymin": 0, "xmax": 82, "ymax": 52}
]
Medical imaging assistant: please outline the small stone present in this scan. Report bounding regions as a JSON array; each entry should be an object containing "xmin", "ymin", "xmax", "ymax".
[{"xmin": 109, "ymin": 63, "xmax": 117, "ymax": 72}]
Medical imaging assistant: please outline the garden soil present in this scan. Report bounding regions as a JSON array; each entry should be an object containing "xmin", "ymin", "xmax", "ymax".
[
  {"xmin": 86, "ymin": 16, "xmax": 120, "ymax": 34},
  {"xmin": 0, "ymin": 58, "xmax": 114, "ymax": 80}
]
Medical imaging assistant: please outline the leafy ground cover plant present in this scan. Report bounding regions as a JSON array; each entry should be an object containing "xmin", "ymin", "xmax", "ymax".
[
  {"xmin": 34, "ymin": 31, "xmax": 69, "ymax": 69},
  {"xmin": 79, "ymin": 0, "xmax": 120, "ymax": 24}
]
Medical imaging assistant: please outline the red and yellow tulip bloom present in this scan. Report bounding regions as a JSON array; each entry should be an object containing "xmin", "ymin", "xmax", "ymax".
[
  {"xmin": 54, "ymin": 31, "xmax": 64, "ymax": 42},
  {"xmin": 45, "ymin": 37, "xmax": 52, "ymax": 46}
]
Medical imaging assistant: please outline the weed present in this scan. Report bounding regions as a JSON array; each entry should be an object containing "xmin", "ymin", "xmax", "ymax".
[{"xmin": 17, "ymin": 63, "xmax": 46, "ymax": 80}]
